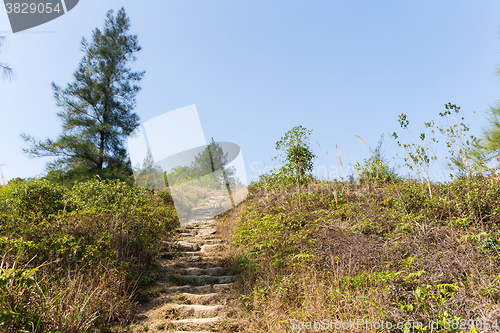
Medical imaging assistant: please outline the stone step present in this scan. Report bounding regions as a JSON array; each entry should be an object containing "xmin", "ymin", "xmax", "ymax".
[
  {"xmin": 160, "ymin": 251, "xmax": 204, "ymax": 260},
  {"xmin": 176, "ymin": 229, "xmax": 198, "ymax": 235},
  {"xmin": 205, "ymin": 267, "xmax": 232, "ymax": 276},
  {"xmin": 177, "ymin": 267, "xmax": 205, "ymax": 276},
  {"xmin": 166, "ymin": 262, "xmax": 218, "ymax": 270},
  {"xmin": 161, "ymin": 241, "xmax": 199, "ymax": 250},
  {"xmin": 179, "ymin": 251, "xmax": 203, "ymax": 257},
  {"xmin": 187, "ymin": 221, "xmax": 216, "ymax": 227},
  {"xmin": 163, "ymin": 284, "xmax": 213, "ymax": 294},
  {"xmin": 196, "ymin": 235, "xmax": 218, "ymax": 241},
  {"xmin": 170, "ymin": 317, "xmax": 220, "ymax": 326},
  {"xmin": 178, "ymin": 233, "xmax": 196, "ymax": 238},
  {"xmin": 179, "ymin": 237, "xmax": 223, "ymax": 246},
  {"xmin": 181, "ymin": 256, "xmax": 223, "ymax": 263},
  {"xmin": 173, "ymin": 304, "xmax": 224, "ymax": 317},
  {"xmin": 169, "ymin": 274, "xmax": 238, "ymax": 286},
  {"xmin": 196, "ymin": 229, "xmax": 217, "ymax": 237},
  {"xmin": 213, "ymin": 282, "xmax": 237, "ymax": 292},
  {"xmin": 182, "ymin": 223, "xmax": 209, "ymax": 229},
  {"xmin": 164, "ymin": 280, "xmax": 237, "ymax": 294},
  {"xmin": 177, "ymin": 266, "xmax": 233, "ymax": 276},
  {"xmin": 131, "ymin": 217, "xmax": 239, "ymax": 333},
  {"xmin": 179, "ymin": 292, "xmax": 229, "ymax": 305},
  {"xmin": 184, "ymin": 255, "xmax": 202, "ymax": 262},
  {"xmin": 200, "ymin": 244, "xmax": 222, "ymax": 253},
  {"xmin": 158, "ymin": 291, "xmax": 229, "ymax": 306},
  {"xmin": 176, "ymin": 241, "xmax": 200, "ymax": 251},
  {"xmin": 191, "ymin": 227, "xmax": 217, "ymax": 232},
  {"xmin": 184, "ymin": 221, "xmax": 216, "ymax": 228},
  {"xmin": 202, "ymin": 239, "xmax": 223, "ymax": 245}
]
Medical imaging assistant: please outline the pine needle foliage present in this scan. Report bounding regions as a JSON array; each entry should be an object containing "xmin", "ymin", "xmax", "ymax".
[{"xmin": 22, "ymin": 8, "xmax": 144, "ymax": 182}]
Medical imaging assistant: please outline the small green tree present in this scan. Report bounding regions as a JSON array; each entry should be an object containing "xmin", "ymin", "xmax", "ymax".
[
  {"xmin": 433, "ymin": 103, "xmax": 487, "ymax": 178},
  {"xmin": 393, "ymin": 103, "xmax": 487, "ymax": 186},
  {"xmin": 22, "ymin": 8, "xmax": 143, "ymax": 182},
  {"xmin": 356, "ymin": 135, "xmax": 398, "ymax": 182},
  {"xmin": 275, "ymin": 125, "xmax": 316, "ymax": 180},
  {"xmin": 392, "ymin": 113, "xmax": 435, "ymax": 196}
]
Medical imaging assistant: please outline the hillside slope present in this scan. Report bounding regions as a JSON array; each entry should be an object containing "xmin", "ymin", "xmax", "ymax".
[{"xmin": 217, "ymin": 177, "xmax": 500, "ymax": 332}]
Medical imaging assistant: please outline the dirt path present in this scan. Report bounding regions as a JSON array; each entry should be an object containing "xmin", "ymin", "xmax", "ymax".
[{"xmin": 130, "ymin": 217, "xmax": 241, "ymax": 333}]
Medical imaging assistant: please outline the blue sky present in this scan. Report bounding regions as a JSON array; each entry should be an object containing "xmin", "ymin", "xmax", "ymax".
[{"xmin": 1, "ymin": 0, "xmax": 500, "ymax": 183}]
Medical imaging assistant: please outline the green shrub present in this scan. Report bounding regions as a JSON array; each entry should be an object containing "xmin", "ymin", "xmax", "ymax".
[
  {"xmin": 2, "ymin": 179, "xmax": 66, "ymax": 217},
  {"xmin": 356, "ymin": 159, "xmax": 398, "ymax": 182},
  {"xmin": 355, "ymin": 135, "xmax": 398, "ymax": 183},
  {"xmin": 67, "ymin": 178, "xmax": 149, "ymax": 211},
  {"xmin": 0, "ymin": 178, "xmax": 178, "ymax": 332}
]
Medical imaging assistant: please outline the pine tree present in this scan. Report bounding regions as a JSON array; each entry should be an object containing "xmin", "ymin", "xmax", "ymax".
[
  {"xmin": 484, "ymin": 105, "xmax": 500, "ymax": 155},
  {"xmin": 191, "ymin": 140, "xmax": 228, "ymax": 177},
  {"xmin": 133, "ymin": 148, "xmax": 165, "ymax": 190},
  {"xmin": 22, "ymin": 8, "xmax": 144, "ymax": 182},
  {"xmin": 190, "ymin": 140, "xmax": 237, "ymax": 205}
]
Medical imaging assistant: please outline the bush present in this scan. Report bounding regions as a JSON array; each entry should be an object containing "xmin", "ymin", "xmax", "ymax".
[
  {"xmin": 1, "ymin": 179, "xmax": 66, "ymax": 217},
  {"xmin": 355, "ymin": 135, "xmax": 398, "ymax": 183},
  {"xmin": 0, "ymin": 178, "xmax": 178, "ymax": 332},
  {"xmin": 356, "ymin": 159, "xmax": 398, "ymax": 182},
  {"xmin": 68, "ymin": 178, "xmax": 152, "ymax": 212}
]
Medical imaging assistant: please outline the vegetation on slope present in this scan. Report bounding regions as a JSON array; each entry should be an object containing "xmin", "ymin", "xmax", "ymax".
[
  {"xmin": 221, "ymin": 174, "xmax": 500, "ymax": 332},
  {"xmin": 0, "ymin": 178, "xmax": 177, "ymax": 332},
  {"xmin": 214, "ymin": 117, "xmax": 500, "ymax": 332}
]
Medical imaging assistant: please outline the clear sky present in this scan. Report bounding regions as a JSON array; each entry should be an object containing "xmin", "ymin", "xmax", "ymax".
[{"xmin": 1, "ymin": 0, "xmax": 500, "ymax": 183}]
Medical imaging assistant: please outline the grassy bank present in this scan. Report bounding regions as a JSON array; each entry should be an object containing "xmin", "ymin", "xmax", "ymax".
[
  {"xmin": 219, "ymin": 176, "xmax": 500, "ymax": 332},
  {"xmin": 0, "ymin": 178, "xmax": 178, "ymax": 333}
]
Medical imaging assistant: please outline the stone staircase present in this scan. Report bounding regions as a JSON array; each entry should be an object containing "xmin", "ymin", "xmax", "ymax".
[{"xmin": 131, "ymin": 218, "xmax": 240, "ymax": 333}]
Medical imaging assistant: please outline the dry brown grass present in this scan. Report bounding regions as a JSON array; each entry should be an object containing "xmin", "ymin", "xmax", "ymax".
[{"xmin": 215, "ymin": 177, "xmax": 500, "ymax": 332}]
